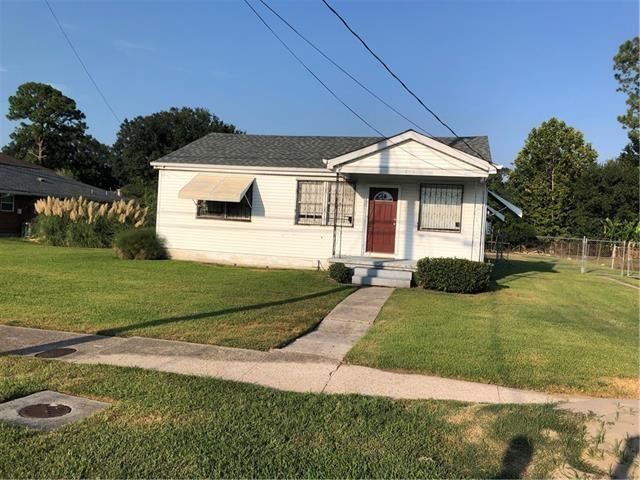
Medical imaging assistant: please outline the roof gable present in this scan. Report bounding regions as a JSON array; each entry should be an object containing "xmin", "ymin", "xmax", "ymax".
[{"xmin": 325, "ymin": 131, "xmax": 496, "ymax": 176}]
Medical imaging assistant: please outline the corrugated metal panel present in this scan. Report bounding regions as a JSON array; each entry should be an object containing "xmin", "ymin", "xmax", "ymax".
[{"xmin": 178, "ymin": 174, "xmax": 254, "ymax": 202}]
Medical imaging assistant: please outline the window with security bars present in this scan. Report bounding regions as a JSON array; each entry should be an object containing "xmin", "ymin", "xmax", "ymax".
[
  {"xmin": 419, "ymin": 184, "xmax": 463, "ymax": 231},
  {"xmin": 296, "ymin": 181, "xmax": 355, "ymax": 227},
  {"xmin": 196, "ymin": 186, "xmax": 252, "ymax": 221}
]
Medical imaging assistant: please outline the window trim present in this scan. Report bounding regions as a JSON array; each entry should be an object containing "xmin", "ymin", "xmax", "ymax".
[
  {"xmin": 294, "ymin": 180, "xmax": 356, "ymax": 228},
  {"xmin": 418, "ymin": 183, "xmax": 463, "ymax": 233},
  {"xmin": 0, "ymin": 193, "xmax": 14, "ymax": 213},
  {"xmin": 195, "ymin": 186, "xmax": 252, "ymax": 222}
]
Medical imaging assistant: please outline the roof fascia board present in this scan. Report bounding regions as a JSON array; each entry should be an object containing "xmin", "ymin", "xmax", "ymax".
[
  {"xmin": 152, "ymin": 162, "xmax": 335, "ymax": 177},
  {"xmin": 336, "ymin": 166, "xmax": 489, "ymax": 178}
]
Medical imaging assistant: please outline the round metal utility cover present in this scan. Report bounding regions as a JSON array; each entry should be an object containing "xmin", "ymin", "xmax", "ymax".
[
  {"xmin": 35, "ymin": 348, "xmax": 77, "ymax": 358},
  {"xmin": 18, "ymin": 403, "xmax": 72, "ymax": 418}
]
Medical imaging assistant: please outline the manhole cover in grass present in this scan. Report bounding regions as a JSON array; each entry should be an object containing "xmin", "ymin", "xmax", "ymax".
[
  {"xmin": 18, "ymin": 403, "xmax": 72, "ymax": 418},
  {"xmin": 35, "ymin": 348, "xmax": 77, "ymax": 358}
]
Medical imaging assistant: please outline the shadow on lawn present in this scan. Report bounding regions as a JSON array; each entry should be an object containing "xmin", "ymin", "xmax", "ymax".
[
  {"xmin": 96, "ymin": 285, "xmax": 352, "ymax": 336},
  {"xmin": 1, "ymin": 286, "xmax": 352, "ymax": 356},
  {"xmin": 490, "ymin": 259, "xmax": 558, "ymax": 287},
  {"xmin": 497, "ymin": 435, "xmax": 534, "ymax": 479}
]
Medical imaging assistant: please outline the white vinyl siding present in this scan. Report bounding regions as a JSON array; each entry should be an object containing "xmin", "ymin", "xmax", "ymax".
[
  {"xmin": 419, "ymin": 184, "xmax": 463, "ymax": 232},
  {"xmin": 295, "ymin": 181, "xmax": 355, "ymax": 227}
]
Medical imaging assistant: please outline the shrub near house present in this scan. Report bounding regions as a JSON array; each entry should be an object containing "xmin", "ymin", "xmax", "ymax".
[
  {"xmin": 415, "ymin": 258, "xmax": 492, "ymax": 293},
  {"xmin": 113, "ymin": 228, "xmax": 167, "ymax": 260},
  {"xmin": 33, "ymin": 196, "xmax": 148, "ymax": 247}
]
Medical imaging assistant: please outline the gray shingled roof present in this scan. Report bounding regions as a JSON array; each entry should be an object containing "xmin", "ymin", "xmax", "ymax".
[
  {"xmin": 0, "ymin": 154, "xmax": 121, "ymax": 201},
  {"xmin": 153, "ymin": 131, "xmax": 492, "ymax": 169}
]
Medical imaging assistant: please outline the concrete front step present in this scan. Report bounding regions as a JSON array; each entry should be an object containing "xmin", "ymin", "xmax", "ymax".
[
  {"xmin": 351, "ymin": 275, "xmax": 411, "ymax": 288},
  {"xmin": 352, "ymin": 267, "xmax": 413, "ymax": 281}
]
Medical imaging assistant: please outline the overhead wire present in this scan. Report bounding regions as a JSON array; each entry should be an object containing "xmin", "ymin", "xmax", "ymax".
[
  {"xmin": 320, "ymin": 0, "xmax": 487, "ymax": 161},
  {"xmin": 44, "ymin": 0, "xmax": 121, "ymax": 123}
]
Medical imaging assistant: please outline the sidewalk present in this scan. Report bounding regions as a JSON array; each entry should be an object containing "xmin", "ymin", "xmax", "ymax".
[
  {"xmin": 2, "ymin": 323, "xmax": 638, "ymax": 472},
  {"xmin": 0, "ymin": 324, "xmax": 632, "ymax": 405}
]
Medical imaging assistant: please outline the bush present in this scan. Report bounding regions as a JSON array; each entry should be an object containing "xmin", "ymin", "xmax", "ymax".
[
  {"xmin": 32, "ymin": 196, "xmax": 149, "ymax": 247},
  {"xmin": 113, "ymin": 228, "xmax": 167, "ymax": 260},
  {"xmin": 415, "ymin": 257, "xmax": 492, "ymax": 293},
  {"xmin": 328, "ymin": 262, "xmax": 351, "ymax": 283}
]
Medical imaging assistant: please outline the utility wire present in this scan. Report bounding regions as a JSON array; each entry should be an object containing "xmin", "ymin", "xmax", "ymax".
[
  {"xmin": 257, "ymin": 0, "xmax": 435, "ymax": 138},
  {"xmin": 44, "ymin": 0, "xmax": 121, "ymax": 123},
  {"xmin": 243, "ymin": 0, "xmax": 461, "ymax": 172},
  {"xmin": 242, "ymin": 0, "xmax": 382, "ymax": 136},
  {"xmin": 320, "ymin": 0, "xmax": 487, "ymax": 161}
]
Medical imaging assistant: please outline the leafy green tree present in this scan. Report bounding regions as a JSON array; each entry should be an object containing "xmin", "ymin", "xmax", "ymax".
[
  {"xmin": 67, "ymin": 135, "xmax": 118, "ymax": 190},
  {"xmin": 613, "ymin": 37, "xmax": 639, "ymax": 150},
  {"xmin": 2, "ymin": 82, "xmax": 116, "ymax": 189},
  {"xmin": 509, "ymin": 118, "xmax": 598, "ymax": 236},
  {"xmin": 112, "ymin": 107, "xmax": 241, "ymax": 185}
]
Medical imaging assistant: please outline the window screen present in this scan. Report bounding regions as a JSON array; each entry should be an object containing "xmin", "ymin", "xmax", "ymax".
[
  {"xmin": 419, "ymin": 184, "xmax": 463, "ymax": 231},
  {"xmin": 296, "ymin": 181, "xmax": 355, "ymax": 227}
]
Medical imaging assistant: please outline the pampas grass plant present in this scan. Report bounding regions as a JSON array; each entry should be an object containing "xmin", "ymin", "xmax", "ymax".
[{"xmin": 32, "ymin": 196, "xmax": 150, "ymax": 247}]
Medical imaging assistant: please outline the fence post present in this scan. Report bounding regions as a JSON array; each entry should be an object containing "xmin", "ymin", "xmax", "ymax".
[
  {"xmin": 580, "ymin": 236, "xmax": 587, "ymax": 274},
  {"xmin": 611, "ymin": 244, "xmax": 616, "ymax": 269},
  {"xmin": 620, "ymin": 241, "xmax": 626, "ymax": 276}
]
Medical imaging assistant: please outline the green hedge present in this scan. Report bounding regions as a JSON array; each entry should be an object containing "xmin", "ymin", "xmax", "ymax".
[
  {"xmin": 415, "ymin": 257, "xmax": 492, "ymax": 293},
  {"xmin": 113, "ymin": 228, "xmax": 167, "ymax": 260},
  {"xmin": 328, "ymin": 262, "xmax": 352, "ymax": 283}
]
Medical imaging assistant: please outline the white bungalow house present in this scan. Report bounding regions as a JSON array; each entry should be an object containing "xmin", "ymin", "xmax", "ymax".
[{"xmin": 152, "ymin": 129, "xmax": 498, "ymax": 287}]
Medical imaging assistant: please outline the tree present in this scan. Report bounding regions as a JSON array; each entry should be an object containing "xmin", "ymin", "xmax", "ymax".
[
  {"xmin": 613, "ymin": 37, "xmax": 639, "ymax": 150},
  {"xmin": 509, "ymin": 118, "xmax": 598, "ymax": 236},
  {"xmin": 3, "ymin": 82, "xmax": 86, "ymax": 169},
  {"xmin": 112, "ymin": 107, "xmax": 241, "ymax": 185},
  {"xmin": 67, "ymin": 135, "xmax": 118, "ymax": 190},
  {"xmin": 2, "ymin": 82, "xmax": 116, "ymax": 189}
]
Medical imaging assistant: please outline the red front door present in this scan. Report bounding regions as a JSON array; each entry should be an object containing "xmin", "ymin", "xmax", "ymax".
[{"xmin": 366, "ymin": 188, "xmax": 398, "ymax": 254}]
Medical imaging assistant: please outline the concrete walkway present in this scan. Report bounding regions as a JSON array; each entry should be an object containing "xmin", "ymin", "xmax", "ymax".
[
  {"xmin": 279, "ymin": 287, "xmax": 394, "ymax": 359},
  {"xmin": 2, "ymin": 322, "xmax": 638, "ymax": 475}
]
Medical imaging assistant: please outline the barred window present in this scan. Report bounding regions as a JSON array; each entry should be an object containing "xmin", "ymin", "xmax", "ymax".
[
  {"xmin": 296, "ymin": 181, "xmax": 355, "ymax": 227},
  {"xmin": 0, "ymin": 193, "xmax": 14, "ymax": 213},
  {"xmin": 419, "ymin": 184, "xmax": 463, "ymax": 231},
  {"xmin": 196, "ymin": 185, "xmax": 252, "ymax": 221}
]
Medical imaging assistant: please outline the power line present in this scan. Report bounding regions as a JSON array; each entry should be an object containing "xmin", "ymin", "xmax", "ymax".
[
  {"xmin": 44, "ymin": 0, "xmax": 121, "ymax": 123},
  {"xmin": 320, "ymin": 0, "xmax": 487, "ymax": 161},
  {"xmin": 242, "ymin": 0, "xmax": 462, "ymax": 172},
  {"xmin": 256, "ymin": 0, "xmax": 435, "ymax": 138},
  {"xmin": 242, "ymin": 0, "xmax": 382, "ymax": 136}
]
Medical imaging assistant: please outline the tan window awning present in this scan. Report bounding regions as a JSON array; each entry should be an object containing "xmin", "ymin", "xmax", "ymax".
[{"xmin": 178, "ymin": 175, "xmax": 254, "ymax": 203}]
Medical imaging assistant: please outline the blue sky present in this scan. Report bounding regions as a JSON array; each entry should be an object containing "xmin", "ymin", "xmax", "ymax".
[{"xmin": 1, "ymin": 0, "xmax": 637, "ymax": 166}]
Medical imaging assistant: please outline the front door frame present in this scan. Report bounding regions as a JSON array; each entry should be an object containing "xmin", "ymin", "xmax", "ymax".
[{"xmin": 363, "ymin": 184, "xmax": 401, "ymax": 257}]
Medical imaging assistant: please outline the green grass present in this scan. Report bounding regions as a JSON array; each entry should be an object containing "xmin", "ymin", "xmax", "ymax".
[
  {"xmin": 0, "ymin": 239, "xmax": 355, "ymax": 350},
  {"xmin": 0, "ymin": 356, "xmax": 590, "ymax": 478},
  {"xmin": 347, "ymin": 255, "xmax": 639, "ymax": 398}
]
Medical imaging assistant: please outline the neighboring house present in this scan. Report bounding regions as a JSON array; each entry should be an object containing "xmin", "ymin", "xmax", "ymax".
[
  {"xmin": 0, "ymin": 153, "xmax": 121, "ymax": 236},
  {"xmin": 152, "ymin": 130, "xmax": 498, "ymax": 286}
]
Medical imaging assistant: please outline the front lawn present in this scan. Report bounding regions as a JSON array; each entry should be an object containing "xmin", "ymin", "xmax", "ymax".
[
  {"xmin": 346, "ymin": 255, "xmax": 639, "ymax": 398},
  {"xmin": 0, "ymin": 357, "xmax": 589, "ymax": 478},
  {"xmin": 0, "ymin": 239, "xmax": 354, "ymax": 350}
]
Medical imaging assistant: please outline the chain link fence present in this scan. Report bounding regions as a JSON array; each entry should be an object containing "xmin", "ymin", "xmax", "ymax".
[{"xmin": 486, "ymin": 236, "xmax": 640, "ymax": 278}]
